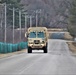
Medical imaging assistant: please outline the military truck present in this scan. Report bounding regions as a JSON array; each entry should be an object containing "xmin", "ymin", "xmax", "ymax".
[{"xmin": 26, "ymin": 27, "xmax": 48, "ymax": 53}]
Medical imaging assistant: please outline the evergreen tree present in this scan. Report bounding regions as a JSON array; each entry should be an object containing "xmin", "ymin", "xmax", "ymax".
[{"xmin": 68, "ymin": 0, "xmax": 76, "ymax": 37}]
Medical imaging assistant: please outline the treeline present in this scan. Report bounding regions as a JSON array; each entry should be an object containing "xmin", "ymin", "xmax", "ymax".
[
  {"xmin": 68, "ymin": 0, "xmax": 76, "ymax": 38},
  {"xmin": 0, "ymin": 0, "xmax": 24, "ymax": 28},
  {"xmin": 0, "ymin": 0, "xmax": 76, "ymax": 38}
]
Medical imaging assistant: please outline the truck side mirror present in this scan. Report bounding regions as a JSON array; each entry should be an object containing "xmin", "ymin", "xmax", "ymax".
[
  {"xmin": 25, "ymin": 32, "xmax": 28, "ymax": 38},
  {"xmin": 25, "ymin": 32, "xmax": 29, "ymax": 38},
  {"xmin": 25, "ymin": 33, "xmax": 27, "ymax": 37}
]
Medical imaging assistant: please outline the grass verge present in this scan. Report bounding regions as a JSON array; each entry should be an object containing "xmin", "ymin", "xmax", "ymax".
[
  {"xmin": 67, "ymin": 42, "xmax": 76, "ymax": 54},
  {"xmin": 64, "ymin": 32, "xmax": 73, "ymax": 40}
]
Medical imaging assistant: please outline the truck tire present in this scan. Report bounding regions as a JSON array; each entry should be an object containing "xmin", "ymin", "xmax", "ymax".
[
  {"xmin": 43, "ymin": 46, "xmax": 47, "ymax": 53},
  {"xmin": 28, "ymin": 47, "xmax": 32, "ymax": 53}
]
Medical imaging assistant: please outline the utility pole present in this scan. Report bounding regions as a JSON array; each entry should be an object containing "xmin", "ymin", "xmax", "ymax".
[
  {"xmin": 35, "ymin": 9, "xmax": 42, "ymax": 27},
  {"xmin": 13, "ymin": 7, "xmax": 15, "ymax": 43},
  {"xmin": 30, "ymin": 16, "xmax": 32, "ymax": 27},
  {"xmin": 25, "ymin": 14, "xmax": 27, "ymax": 31},
  {"xmin": 36, "ymin": 10, "xmax": 38, "ymax": 27},
  {"xmin": 4, "ymin": 3, "xmax": 7, "ymax": 43},
  {"xmin": 0, "ymin": 3, "xmax": 4, "ymax": 42},
  {"xmin": 19, "ymin": 10, "xmax": 21, "ymax": 42}
]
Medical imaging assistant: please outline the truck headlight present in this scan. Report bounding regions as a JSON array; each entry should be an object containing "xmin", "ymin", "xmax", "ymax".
[
  {"xmin": 41, "ymin": 41, "xmax": 45, "ymax": 43},
  {"xmin": 29, "ymin": 42, "xmax": 33, "ymax": 44}
]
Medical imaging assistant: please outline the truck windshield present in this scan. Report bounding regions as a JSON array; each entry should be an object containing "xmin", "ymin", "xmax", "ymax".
[
  {"xmin": 37, "ymin": 32, "xmax": 45, "ymax": 38},
  {"xmin": 29, "ymin": 32, "xmax": 36, "ymax": 38},
  {"xmin": 29, "ymin": 32, "xmax": 45, "ymax": 38}
]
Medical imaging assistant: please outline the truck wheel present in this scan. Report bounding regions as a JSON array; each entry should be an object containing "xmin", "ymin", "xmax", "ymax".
[
  {"xmin": 28, "ymin": 47, "xmax": 32, "ymax": 53},
  {"xmin": 43, "ymin": 46, "xmax": 47, "ymax": 53}
]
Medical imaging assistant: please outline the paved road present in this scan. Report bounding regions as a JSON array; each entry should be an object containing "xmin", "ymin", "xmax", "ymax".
[{"xmin": 0, "ymin": 39, "xmax": 76, "ymax": 75}]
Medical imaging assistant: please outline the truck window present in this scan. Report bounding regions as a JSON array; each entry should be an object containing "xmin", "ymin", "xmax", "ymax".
[
  {"xmin": 29, "ymin": 32, "xmax": 36, "ymax": 38},
  {"xmin": 37, "ymin": 32, "xmax": 45, "ymax": 38}
]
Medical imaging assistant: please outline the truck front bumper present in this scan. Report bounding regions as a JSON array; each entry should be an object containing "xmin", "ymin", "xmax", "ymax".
[{"xmin": 28, "ymin": 44, "xmax": 45, "ymax": 49}]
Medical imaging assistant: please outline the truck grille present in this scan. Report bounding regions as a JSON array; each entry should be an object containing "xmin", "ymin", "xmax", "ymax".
[{"xmin": 34, "ymin": 40, "xmax": 40, "ymax": 44}]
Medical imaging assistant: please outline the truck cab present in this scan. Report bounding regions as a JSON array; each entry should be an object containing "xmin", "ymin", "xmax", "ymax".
[{"xmin": 26, "ymin": 27, "xmax": 48, "ymax": 53}]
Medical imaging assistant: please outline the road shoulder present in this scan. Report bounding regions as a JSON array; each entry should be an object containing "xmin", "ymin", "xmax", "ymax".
[
  {"xmin": 0, "ymin": 49, "xmax": 26, "ymax": 59},
  {"xmin": 67, "ymin": 41, "xmax": 76, "ymax": 55}
]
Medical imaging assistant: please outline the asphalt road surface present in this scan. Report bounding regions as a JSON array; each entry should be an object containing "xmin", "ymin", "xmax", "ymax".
[{"xmin": 0, "ymin": 39, "xmax": 76, "ymax": 75}]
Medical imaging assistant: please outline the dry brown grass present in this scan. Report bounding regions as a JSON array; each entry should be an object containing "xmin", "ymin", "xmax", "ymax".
[
  {"xmin": 67, "ymin": 42, "xmax": 76, "ymax": 53},
  {"xmin": 64, "ymin": 32, "xmax": 73, "ymax": 40},
  {"xmin": 48, "ymin": 28, "xmax": 63, "ymax": 32}
]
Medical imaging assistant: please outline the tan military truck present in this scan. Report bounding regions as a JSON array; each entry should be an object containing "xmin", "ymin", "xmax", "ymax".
[{"xmin": 26, "ymin": 27, "xmax": 48, "ymax": 53}]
